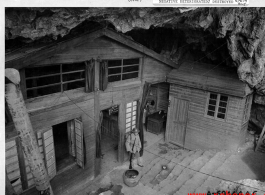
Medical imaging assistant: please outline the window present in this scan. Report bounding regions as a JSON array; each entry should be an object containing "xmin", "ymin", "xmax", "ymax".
[
  {"xmin": 243, "ymin": 95, "xmax": 251, "ymax": 123},
  {"xmin": 206, "ymin": 93, "xmax": 228, "ymax": 120},
  {"xmin": 108, "ymin": 58, "xmax": 140, "ymax": 82},
  {"xmin": 25, "ymin": 63, "xmax": 85, "ymax": 99},
  {"xmin": 126, "ymin": 101, "xmax": 138, "ymax": 133}
]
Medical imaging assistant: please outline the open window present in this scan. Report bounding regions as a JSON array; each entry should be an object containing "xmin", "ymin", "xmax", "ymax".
[
  {"xmin": 24, "ymin": 62, "xmax": 88, "ymax": 99},
  {"xmin": 206, "ymin": 93, "xmax": 228, "ymax": 120},
  {"xmin": 107, "ymin": 58, "xmax": 140, "ymax": 83}
]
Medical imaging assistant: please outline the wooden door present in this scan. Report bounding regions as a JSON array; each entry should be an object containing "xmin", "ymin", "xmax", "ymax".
[
  {"xmin": 42, "ymin": 128, "xmax": 56, "ymax": 180},
  {"xmin": 74, "ymin": 118, "xmax": 84, "ymax": 169},
  {"xmin": 67, "ymin": 120, "xmax": 76, "ymax": 157},
  {"xmin": 166, "ymin": 96, "xmax": 189, "ymax": 147}
]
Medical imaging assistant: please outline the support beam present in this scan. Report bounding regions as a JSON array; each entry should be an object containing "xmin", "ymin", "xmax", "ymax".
[{"xmin": 5, "ymin": 68, "xmax": 53, "ymax": 195}]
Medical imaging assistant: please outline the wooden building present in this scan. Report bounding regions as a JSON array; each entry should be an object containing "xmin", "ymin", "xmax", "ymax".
[
  {"xmin": 5, "ymin": 28, "xmax": 176, "ymax": 194},
  {"xmin": 166, "ymin": 61, "xmax": 253, "ymax": 151}
]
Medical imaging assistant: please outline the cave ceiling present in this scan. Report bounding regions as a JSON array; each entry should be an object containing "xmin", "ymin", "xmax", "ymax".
[{"xmin": 5, "ymin": 7, "xmax": 265, "ymax": 95}]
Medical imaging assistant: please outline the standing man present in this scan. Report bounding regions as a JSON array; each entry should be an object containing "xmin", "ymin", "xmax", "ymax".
[{"xmin": 125, "ymin": 128, "xmax": 144, "ymax": 168}]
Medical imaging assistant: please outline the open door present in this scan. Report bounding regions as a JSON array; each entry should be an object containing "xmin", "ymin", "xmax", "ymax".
[
  {"xmin": 42, "ymin": 128, "xmax": 56, "ymax": 180},
  {"xmin": 166, "ymin": 96, "xmax": 189, "ymax": 147},
  {"xmin": 74, "ymin": 118, "xmax": 85, "ymax": 169},
  {"xmin": 67, "ymin": 120, "xmax": 76, "ymax": 157}
]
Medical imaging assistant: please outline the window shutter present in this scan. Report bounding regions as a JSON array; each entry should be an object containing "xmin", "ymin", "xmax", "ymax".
[
  {"xmin": 74, "ymin": 118, "xmax": 85, "ymax": 169},
  {"xmin": 42, "ymin": 128, "xmax": 56, "ymax": 180},
  {"xmin": 99, "ymin": 61, "xmax": 108, "ymax": 91},
  {"xmin": 67, "ymin": 120, "xmax": 76, "ymax": 157},
  {"xmin": 85, "ymin": 59, "xmax": 95, "ymax": 93}
]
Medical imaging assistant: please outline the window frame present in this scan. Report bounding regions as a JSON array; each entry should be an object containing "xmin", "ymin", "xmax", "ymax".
[
  {"xmin": 205, "ymin": 92, "xmax": 229, "ymax": 121},
  {"xmin": 107, "ymin": 58, "xmax": 141, "ymax": 83},
  {"xmin": 24, "ymin": 63, "xmax": 86, "ymax": 100},
  {"xmin": 125, "ymin": 100, "xmax": 138, "ymax": 133}
]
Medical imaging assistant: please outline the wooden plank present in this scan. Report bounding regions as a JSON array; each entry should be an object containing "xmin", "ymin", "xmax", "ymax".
[
  {"xmin": 6, "ymin": 146, "xmax": 17, "ymax": 158},
  {"xmin": 168, "ymin": 98, "xmax": 189, "ymax": 147},
  {"xmin": 8, "ymin": 169, "xmax": 20, "ymax": 181},
  {"xmin": 42, "ymin": 128, "xmax": 57, "ymax": 180},
  {"xmin": 19, "ymin": 68, "xmax": 27, "ymax": 99},
  {"xmin": 6, "ymin": 140, "xmax": 16, "ymax": 150},
  {"xmin": 75, "ymin": 118, "xmax": 84, "ymax": 169},
  {"xmin": 43, "ymin": 130, "xmax": 53, "ymax": 140},
  {"xmin": 6, "ymin": 162, "xmax": 19, "ymax": 173},
  {"xmin": 6, "ymin": 30, "xmax": 103, "ymax": 69},
  {"xmin": 103, "ymin": 29, "xmax": 177, "ymax": 68},
  {"xmin": 6, "ymin": 155, "xmax": 19, "ymax": 165},
  {"xmin": 118, "ymin": 101, "xmax": 126, "ymax": 163},
  {"xmin": 16, "ymin": 137, "xmax": 28, "ymax": 190},
  {"xmin": 13, "ymin": 184, "xmax": 23, "ymax": 194},
  {"xmin": 255, "ymin": 125, "xmax": 265, "ymax": 152}
]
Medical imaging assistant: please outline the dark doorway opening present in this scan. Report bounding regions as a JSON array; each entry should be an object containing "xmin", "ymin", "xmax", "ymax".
[
  {"xmin": 100, "ymin": 106, "xmax": 120, "ymax": 173},
  {"xmin": 53, "ymin": 121, "xmax": 75, "ymax": 173}
]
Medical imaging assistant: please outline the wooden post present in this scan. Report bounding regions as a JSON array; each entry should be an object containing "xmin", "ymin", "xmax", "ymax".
[
  {"xmin": 255, "ymin": 124, "xmax": 265, "ymax": 152},
  {"xmin": 5, "ymin": 68, "xmax": 53, "ymax": 195},
  {"xmin": 94, "ymin": 59, "xmax": 101, "ymax": 176},
  {"xmin": 118, "ymin": 101, "xmax": 126, "ymax": 163}
]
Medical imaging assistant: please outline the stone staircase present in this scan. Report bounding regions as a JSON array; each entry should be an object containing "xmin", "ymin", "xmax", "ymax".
[{"xmin": 139, "ymin": 148, "xmax": 234, "ymax": 195}]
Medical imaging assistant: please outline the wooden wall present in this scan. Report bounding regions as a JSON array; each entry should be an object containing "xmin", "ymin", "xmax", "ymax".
[
  {"xmin": 142, "ymin": 57, "xmax": 172, "ymax": 83},
  {"xmin": 169, "ymin": 84, "xmax": 245, "ymax": 151},
  {"xmin": 5, "ymin": 90, "xmax": 96, "ymax": 192},
  {"xmin": 33, "ymin": 37, "xmax": 143, "ymax": 66},
  {"xmin": 5, "ymin": 34, "xmax": 174, "ymax": 193}
]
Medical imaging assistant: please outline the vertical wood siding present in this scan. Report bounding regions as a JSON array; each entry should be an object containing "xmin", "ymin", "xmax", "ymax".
[
  {"xmin": 142, "ymin": 57, "xmax": 172, "ymax": 83},
  {"xmin": 169, "ymin": 84, "xmax": 245, "ymax": 150},
  {"xmin": 6, "ymin": 34, "xmax": 174, "ymax": 193}
]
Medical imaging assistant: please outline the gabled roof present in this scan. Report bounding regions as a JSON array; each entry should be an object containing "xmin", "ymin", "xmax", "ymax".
[
  {"xmin": 5, "ymin": 28, "xmax": 178, "ymax": 69},
  {"xmin": 167, "ymin": 61, "xmax": 252, "ymax": 97}
]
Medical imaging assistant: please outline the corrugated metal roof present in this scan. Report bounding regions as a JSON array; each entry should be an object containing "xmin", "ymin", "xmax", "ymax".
[{"xmin": 167, "ymin": 61, "xmax": 251, "ymax": 97}]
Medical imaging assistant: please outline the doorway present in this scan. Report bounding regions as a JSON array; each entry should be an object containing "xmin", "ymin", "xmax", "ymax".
[
  {"xmin": 53, "ymin": 122, "xmax": 76, "ymax": 173},
  {"xmin": 165, "ymin": 97, "xmax": 189, "ymax": 147},
  {"xmin": 144, "ymin": 82, "xmax": 169, "ymax": 148},
  {"xmin": 100, "ymin": 106, "xmax": 120, "ymax": 173}
]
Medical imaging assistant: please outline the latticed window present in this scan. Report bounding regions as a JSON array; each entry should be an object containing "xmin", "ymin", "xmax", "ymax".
[
  {"xmin": 25, "ymin": 63, "xmax": 86, "ymax": 99},
  {"xmin": 243, "ymin": 95, "xmax": 251, "ymax": 123},
  {"xmin": 125, "ymin": 101, "xmax": 137, "ymax": 133},
  {"xmin": 107, "ymin": 58, "xmax": 140, "ymax": 82},
  {"xmin": 206, "ymin": 93, "xmax": 228, "ymax": 120}
]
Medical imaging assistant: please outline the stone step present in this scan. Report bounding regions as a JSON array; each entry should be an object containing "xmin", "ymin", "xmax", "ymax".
[
  {"xmin": 142, "ymin": 153, "xmax": 177, "ymax": 187},
  {"xmin": 140, "ymin": 150, "xmax": 176, "ymax": 184},
  {"xmin": 179, "ymin": 150, "xmax": 204, "ymax": 166},
  {"xmin": 176, "ymin": 150, "xmax": 217, "ymax": 194},
  {"xmin": 199, "ymin": 151, "xmax": 232, "ymax": 175},
  {"xmin": 157, "ymin": 150, "xmax": 204, "ymax": 195},
  {"xmin": 141, "ymin": 156, "xmax": 161, "ymax": 176},
  {"xmin": 177, "ymin": 172, "xmax": 209, "ymax": 194},
  {"xmin": 195, "ymin": 151, "xmax": 232, "ymax": 193},
  {"xmin": 153, "ymin": 150, "xmax": 196, "ymax": 191},
  {"xmin": 196, "ymin": 176, "xmax": 223, "ymax": 193},
  {"xmin": 150, "ymin": 149, "xmax": 193, "ymax": 190}
]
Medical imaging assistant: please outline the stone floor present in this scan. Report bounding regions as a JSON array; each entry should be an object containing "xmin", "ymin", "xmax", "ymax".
[
  {"xmin": 72, "ymin": 131, "xmax": 265, "ymax": 195},
  {"xmin": 23, "ymin": 131, "xmax": 265, "ymax": 195}
]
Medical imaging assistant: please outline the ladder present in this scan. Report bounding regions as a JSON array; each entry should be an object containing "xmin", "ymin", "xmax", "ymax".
[{"xmin": 255, "ymin": 124, "xmax": 265, "ymax": 153}]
